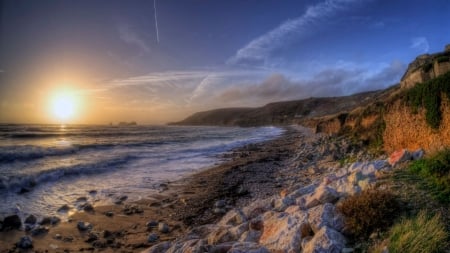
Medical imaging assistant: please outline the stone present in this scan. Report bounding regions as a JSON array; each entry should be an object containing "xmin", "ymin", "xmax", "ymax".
[
  {"xmin": 206, "ymin": 225, "xmax": 235, "ymax": 245},
  {"xmin": 50, "ymin": 216, "xmax": 61, "ymax": 225},
  {"xmin": 85, "ymin": 232, "xmax": 99, "ymax": 243},
  {"xmin": 342, "ymin": 248, "xmax": 355, "ymax": 253},
  {"xmin": 3, "ymin": 214, "xmax": 21, "ymax": 230},
  {"xmin": 239, "ymin": 230, "xmax": 262, "ymax": 243},
  {"xmin": 16, "ymin": 236, "xmax": 33, "ymax": 249},
  {"xmin": 54, "ymin": 234, "xmax": 63, "ymax": 240},
  {"xmin": 412, "ymin": 148, "xmax": 425, "ymax": 160},
  {"xmin": 214, "ymin": 200, "xmax": 227, "ymax": 208},
  {"xmin": 165, "ymin": 239, "xmax": 206, "ymax": 253},
  {"xmin": 242, "ymin": 198, "xmax": 273, "ymax": 219},
  {"xmin": 141, "ymin": 241, "xmax": 172, "ymax": 253},
  {"xmin": 82, "ymin": 203, "xmax": 95, "ymax": 213},
  {"xmin": 104, "ymin": 211, "xmax": 114, "ymax": 217},
  {"xmin": 388, "ymin": 149, "xmax": 411, "ymax": 166},
  {"xmin": 308, "ymin": 203, "xmax": 344, "ymax": 233},
  {"xmin": 31, "ymin": 225, "xmax": 49, "ymax": 236},
  {"xmin": 258, "ymin": 211, "xmax": 310, "ymax": 253},
  {"xmin": 25, "ymin": 214, "xmax": 37, "ymax": 225},
  {"xmin": 305, "ymin": 186, "xmax": 340, "ymax": 209},
  {"xmin": 147, "ymin": 233, "xmax": 159, "ymax": 243},
  {"xmin": 218, "ymin": 209, "xmax": 247, "ymax": 226},
  {"xmin": 57, "ymin": 204, "xmax": 71, "ymax": 212},
  {"xmin": 286, "ymin": 184, "xmax": 319, "ymax": 199},
  {"xmin": 302, "ymin": 226, "xmax": 346, "ymax": 253},
  {"xmin": 213, "ymin": 208, "xmax": 227, "ymax": 214},
  {"xmin": 39, "ymin": 216, "xmax": 52, "ymax": 225},
  {"xmin": 228, "ymin": 242, "xmax": 270, "ymax": 253},
  {"xmin": 273, "ymin": 196, "xmax": 295, "ymax": 212},
  {"xmin": 158, "ymin": 222, "xmax": 170, "ymax": 233},
  {"xmin": 146, "ymin": 220, "xmax": 159, "ymax": 228},
  {"xmin": 77, "ymin": 221, "xmax": 92, "ymax": 231}
]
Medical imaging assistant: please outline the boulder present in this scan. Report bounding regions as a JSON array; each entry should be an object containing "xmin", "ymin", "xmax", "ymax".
[
  {"xmin": 218, "ymin": 209, "xmax": 247, "ymax": 226},
  {"xmin": 307, "ymin": 203, "xmax": 344, "ymax": 233},
  {"xmin": 207, "ymin": 223, "xmax": 247, "ymax": 245},
  {"xmin": 242, "ymin": 198, "xmax": 273, "ymax": 219},
  {"xmin": 24, "ymin": 214, "xmax": 37, "ymax": 225},
  {"xmin": 239, "ymin": 230, "xmax": 262, "ymax": 242},
  {"xmin": 388, "ymin": 149, "xmax": 411, "ymax": 166},
  {"xmin": 286, "ymin": 184, "xmax": 319, "ymax": 199},
  {"xmin": 305, "ymin": 186, "xmax": 340, "ymax": 209},
  {"xmin": 273, "ymin": 196, "xmax": 295, "ymax": 212},
  {"xmin": 302, "ymin": 226, "xmax": 346, "ymax": 253},
  {"xmin": 166, "ymin": 239, "xmax": 206, "ymax": 253},
  {"xmin": 3, "ymin": 214, "xmax": 21, "ymax": 230},
  {"xmin": 258, "ymin": 211, "xmax": 310, "ymax": 253}
]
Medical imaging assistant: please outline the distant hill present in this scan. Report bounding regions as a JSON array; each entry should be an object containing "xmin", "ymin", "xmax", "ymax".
[{"xmin": 172, "ymin": 44, "xmax": 450, "ymax": 153}]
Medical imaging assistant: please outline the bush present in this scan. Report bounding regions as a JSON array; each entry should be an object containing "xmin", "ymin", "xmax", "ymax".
[
  {"xmin": 422, "ymin": 63, "xmax": 433, "ymax": 72},
  {"xmin": 337, "ymin": 189, "xmax": 400, "ymax": 238},
  {"xmin": 436, "ymin": 55, "xmax": 449, "ymax": 63},
  {"xmin": 409, "ymin": 149, "xmax": 450, "ymax": 202},
  {"xmin": 373, "ymin": 211, "xmax": 448, "ymax": 253},
  {"xmin": 404, "ymin": 71, "xmax": 450, "ymax": 129}
]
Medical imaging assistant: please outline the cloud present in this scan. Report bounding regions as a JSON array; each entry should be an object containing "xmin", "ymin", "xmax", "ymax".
[
  {"xmin": 410, "ymin": 37, "xmax": 429, "ymax": 53},
  {"xmin": 118, "ymin": 24, "xmax": 150, "ymax": 53},
  {"xmin": 227, "ymin": 0, "xmax": 364, "ymax": 66}
]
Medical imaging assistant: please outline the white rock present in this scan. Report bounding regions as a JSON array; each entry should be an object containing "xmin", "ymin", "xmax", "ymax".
[
  {"xmin": 307, "ymin": 203, "xmax": 344, "ymax": 233},
  {"xmin": 302, "ymin": 226, "xmax": 347, "ymax": 253},
  {"xmin": 305, "ymin": 186, "xmax": 340, "ymax": 209},
  {"xmin": 228, "ymin": 242, "xmax": 270, "ymax": 253},
  {"xmin": 218, "ymin": 209, "xmax": 247, "ymax": 226},
  {"xmin": 141, "ymin": 242, "xmax": 172, "ymax": 253},
  {"xmin": 242, "ymin": 198, "xmax": 273, "ymax": 219}
]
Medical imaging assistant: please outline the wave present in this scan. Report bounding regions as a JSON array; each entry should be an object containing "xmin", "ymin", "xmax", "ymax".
[{"xmin": 0, "ymin": 155, "xmax": 134, "ymax": 193}]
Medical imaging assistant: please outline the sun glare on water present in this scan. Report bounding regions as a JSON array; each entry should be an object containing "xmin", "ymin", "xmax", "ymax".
[{"xmin": 50, "ymin": 90, "xmax": 78, "ymax": 122}]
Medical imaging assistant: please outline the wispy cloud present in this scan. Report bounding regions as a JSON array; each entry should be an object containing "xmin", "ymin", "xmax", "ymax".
[
  {"xmin": 118, "ymin": 24, "xmax": 150, "ymax": 53},
  {"xmin": 410, "ymin": 37, "xmax": 429, "ymax": 53},
  {"xmin": 227, "ymin": 0, "xmax": 365, "ymax": 66}
]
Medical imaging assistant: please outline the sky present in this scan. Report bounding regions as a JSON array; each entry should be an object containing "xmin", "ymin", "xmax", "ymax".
[{"xmin": 0, "ymin": 0, "xmax": 449, "ymax": 124}]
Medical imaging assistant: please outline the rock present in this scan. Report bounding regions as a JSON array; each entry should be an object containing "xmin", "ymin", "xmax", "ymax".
[
  {"xmin": 272, "ymin": 196, "xmax": 295, "ymax": 212},
  {"xmin": 388, "ymin": 149, "xmax": 411, "ymax": 166},
  {"xmin": 258, "ymin": 211, "xmax": 310, "ymax": 253},
  {"xmin": 114, "ymin": 195, "xmax": 128, "ymax": 205},
  {"xmin": 31, "ymin": 225, "xmax": 49, "ymax": 236},
  {"xmin": 102, "ymin": 230, "xmax": 113, "ymax": 238},
  {"xmin": 141, "ymin": 241, "xmax": 172, "ymax": 253},
  {"xmin": 158, "ymin": 222, "xmax": 170, "ymax": 233},
  {"xmin": 286, "ymin": 184, "xmax": 319, "ymax": 199},
  {"xmin": 50, "ymin": 216, "xmax": 61, "ymax": 225},
  {"xmin": 146, "ymin": 220, "xmax": 159, "ymax": 228},
  {"xmin": 342, "ymin": 248, "xmax": 355, "ymax": 253},
  {"xmin": 412, "ymin": 148, "xmax": 425, "ymax": 160},
  {"xmin": 76, "ymin": 196, "xmax": 88, "ymax": 202},
  {"xmin": 228, "ymin": 242, "xmax": 270, "ymax": 253},
  {"xmin": 213, "ymin": 208, "xmax": 227, "ymax": 214},
  {"xmin": 207, "ymin": 226, "xmax": 234, "ymax": 245},
  {"xmin": 305, "ymin": 186, "xmax": 340, "ymax": 209},
  {"xmin": 123, "ymin": 204, "xmax": 143, "ymax": 215},
  {"xmin": 165, "ymin": 239, "xmax": 206, "ymax": 253},
  {"xmin": 57, "ymin": 204, "xmax": 71, "ymax": 212},
  {"xmin": 82, "ymin": 203, "xmax": 95, "ymax": 213},
  {"xmin": 239, "ymin": 230, "xmax": 262, "ymax": 243},
  {"xmin": 88, "ymin": 190, "xmax": 97, "ymax": 194},
  {"xmin": 147, "ymin": 233, "xmax": 159, "ymax": 243},
  {"xmin": 54, "ymin": 234, "xmax": 63, "ymax": 240},
  {"xmin": 16, "ymin": 236, "xmax": 33, "ymax": 249},
  {"xmin": 308, "ymin": 203, "xmax": 344, "ymax": 233},
  {"xmin": 77, "ymin": 221, "xmax": 92, "ymax": 231},
  {"xmin": 3, "ymin": 214, "xmax": 21, "ymax": 230},
  {"xmin": 25, "ymin": 214, "xmax": 37, "ymax": 225},
  {"xmin": 302, "ymin": 226, "xmax": 346, "ymax": 253},
  {"xmin": 249, "ymin": 216, "xmax": 264, "ymax": 231},
  {"xmin": 104, "ymin": 211, "xmax": 114, "ymax": 217},
  {"xmin": 218, "ymin": 209, "xmax": 247, "ymax": 226},
  {"xmin": 85, "ymin": 232, "xmax": 99, "ymax": 243},
  {"xmin": 39, "ymin": 216, "xmax": 52, "ymax": 225},
  {"xmin": 214, "ymin": 200, "xmax": 227, "ymax": 208},
  {"xmin": 242, "ymin": 198, "xmax": 273, "ymax": 219}
]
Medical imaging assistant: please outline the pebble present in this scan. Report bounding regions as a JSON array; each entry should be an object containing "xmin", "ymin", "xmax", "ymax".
[
  {"xmin": 158, "ymin": 222, "xmax": 170, "ymax": 233},
  {"xmin": 213, "ymin": 208, "xmax": 227, "ymax": 214},
  {"xmin": 3, "ymin": 214, "xmax": 21, "ymax": 230},
  {"xmin": 82, "ymin": 203, "xmax": 95, "ymax": 212},
  {"xmin": 88, "ymin": 190, "xmax": 98, "ymax": 194},
  {"xmin": 85, "ymin": 232, "xmax": 99, "ymax": 243},
  {"xmin": 24, "ymin": 214, "xmax": 37, "ymax": 225},
  {"xmin": 16, "ymin": 236, "xmax": 33, "ymax": 249},
  {"xmin": 77, "ymin": 221, "xmax": 93, "ymax": 231},
  {"xmin": 104, "ymin": 211, "xmax": 114, "ymax": 217},
  {"xmin": 146, "ymin": 220, "xmax": 159, "ymax": 228},
  {"xmin": 76, "ymin": 196, "xmax": 88, "ymax": 202},
  {"xmin": 57, "ymin": 204, "xmax": 71, "ymax": 212},
  {"xmin": 147, "ymin": 233, "xmax": 159, "ymax": 243},
  {"xmin": 54, "ymin": 234, "xmax": 63, "ymax": 240},
  {"xmin": 214, "ymin": 199, "xmax": 227, "ymax": 208},
  {"xmin": 50, "ymin": 216, "xmax": 61, "ymax": 225}
]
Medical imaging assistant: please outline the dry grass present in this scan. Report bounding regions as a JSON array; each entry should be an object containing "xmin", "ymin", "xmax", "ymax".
[
  {"xmin": 337, "ymin": 189, "xmax": 400, "ymax": 239},
  {"xmin": 371, "ymin": 211, "xmax": 448, "ymax": 253}
]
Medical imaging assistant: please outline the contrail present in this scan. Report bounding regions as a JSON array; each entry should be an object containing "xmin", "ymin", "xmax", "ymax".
[{"xmin": 154, "ymin": 0, "xmax": 160, "ymax": 44}]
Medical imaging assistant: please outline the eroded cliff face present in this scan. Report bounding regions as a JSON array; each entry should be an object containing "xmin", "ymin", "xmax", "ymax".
[{"xmin": 383, "ymin": 97, "xmax": 450, "ymax": 153}]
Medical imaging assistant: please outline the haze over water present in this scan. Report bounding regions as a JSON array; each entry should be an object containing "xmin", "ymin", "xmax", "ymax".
[{"xmin": 0, "ymin": 124, "xmax": 283, "ymax": 218}]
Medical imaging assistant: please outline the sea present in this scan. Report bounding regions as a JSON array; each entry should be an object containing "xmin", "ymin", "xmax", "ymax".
[{"xmin": 0, "ymin": 124, "xmax": 283, "ymax": 219}]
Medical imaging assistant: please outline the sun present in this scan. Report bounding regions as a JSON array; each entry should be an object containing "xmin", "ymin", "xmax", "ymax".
[{"xmin": 50, "ymin": 91, "xmax": 78, "ymax": 122}]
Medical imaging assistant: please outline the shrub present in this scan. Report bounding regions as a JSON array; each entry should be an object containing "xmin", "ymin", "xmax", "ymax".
[
  {"xmin": 337, "ymin": 189, "xmax": 400, "ymax": 238},
  {"xmin": 409, "ymin": 149, "xmax": 450, "ymax": 202},
  {"xmin": 422, "ymin": 63, "xmax": 433, "ymax": 72},
  {"xmin": 436, "ymin": 55, "xmax": 449, "ymax": 63},
  {"xmin": 404, "ymin": 71, "xmax": 450, "ymax": 129},
  {"xmin": 373, "ymin": 211, "xmax": 448, "ymax": 253}
]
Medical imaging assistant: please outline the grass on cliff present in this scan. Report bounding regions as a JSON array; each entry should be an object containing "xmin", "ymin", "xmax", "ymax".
[
  {"xmin": 372, "ymin": 211, "xmax": 448, "ymax": 253},
  {"xmin": 409, "ymin": 149, "xmax": 450, "ymax": 203},
  {"xmin": 337, "ymin": 189, "xmax": 400, "ymax": 239},
  {"xmin": 404, "ymin": 71, "xmax": 450, "ymax": 129}
]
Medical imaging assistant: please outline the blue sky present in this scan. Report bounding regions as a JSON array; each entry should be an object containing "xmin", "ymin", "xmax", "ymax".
[{"xmin": 1, "ymin": 0, "xmax": 449, "ymax": 124}]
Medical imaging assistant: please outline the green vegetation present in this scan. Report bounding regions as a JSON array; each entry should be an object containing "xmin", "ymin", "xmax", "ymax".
[
  {"xmin": 337, "ymin": 189, "xmax": 399, "ymax": 238},
  {"xmin": 437, "ymin": 55, "xmax": 449, "ymax": 63},
  {"xmin": 422, "ymin": 62, "xmax": 433, "ymax": 72},
  {"xmin": 404, "ymin": 71, "xmax": 450, "ymax": 129},
  {"xmin": 409, "ymin": 149, "xmax": 450, "ymax": 202},
  {"xmin": 372, "ymin": 211, "xmax": 448, "ymax": 253}
]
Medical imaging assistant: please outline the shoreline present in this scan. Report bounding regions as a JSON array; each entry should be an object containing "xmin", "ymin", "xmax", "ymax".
[{"xmin": 1, "ymin": 126, "xmax": 316, "ymax": 252}]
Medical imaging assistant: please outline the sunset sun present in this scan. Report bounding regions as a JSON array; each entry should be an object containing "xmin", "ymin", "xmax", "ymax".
[{"xmin": 50, "ymin": 91, "xmax": 78, "ymax": 122}]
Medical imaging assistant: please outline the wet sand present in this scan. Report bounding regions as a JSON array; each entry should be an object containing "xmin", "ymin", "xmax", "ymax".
[{"xmin": 0, "ymin": 126, "xmax": 331, "ymax": 253}]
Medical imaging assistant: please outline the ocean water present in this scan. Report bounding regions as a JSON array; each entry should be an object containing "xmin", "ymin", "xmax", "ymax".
[{"xmin": 0, "ymin": 124, "xmax": 283, "ymax": 218}]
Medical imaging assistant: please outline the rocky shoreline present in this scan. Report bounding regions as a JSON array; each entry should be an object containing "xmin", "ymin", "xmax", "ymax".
[{"xmin": 0, "ymin": 126, "xmax": 419, "ymax": 252}]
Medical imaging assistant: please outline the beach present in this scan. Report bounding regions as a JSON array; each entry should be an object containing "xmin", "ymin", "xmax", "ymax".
[{"xmin": 0, "ymin": 125, "xmax": 345, "ymax": 252}]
